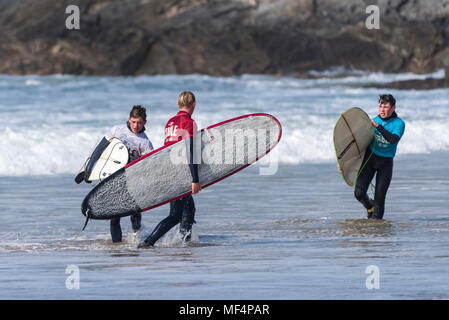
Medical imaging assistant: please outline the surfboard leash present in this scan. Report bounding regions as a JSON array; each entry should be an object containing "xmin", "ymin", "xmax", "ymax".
[{"xmin": 82, "ymin": 209, "xmax": 90, "ymax": 231}]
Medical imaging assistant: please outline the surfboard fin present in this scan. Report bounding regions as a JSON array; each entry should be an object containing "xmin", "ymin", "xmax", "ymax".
[
  {"xmin": 82, "ymin": 209, "xmax": 90, "ymax": 231},
  {"xmin": 75, "ymin": 171, "xmax": 85, "ymax": 184}
]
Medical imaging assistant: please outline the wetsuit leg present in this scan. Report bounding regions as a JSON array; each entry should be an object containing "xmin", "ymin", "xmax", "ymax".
[
  {"xmin": 110, "ymin": 218, "xmax": 122, "ymax": 243},
  {"xmin": 180, "ymin": 195, "xmax": 196, "ymax": 241},
  {"xmin": 139, "ymin": 198, "xmax": 185, "ymax": 247},
  {"xmin": 354, "ymin": 152, "xmax": 376, "ymax": 211},
  {"xmin": 130, "ymin": 213, "xmax": 142, "ymax": 232},
  {"xmin": 372, "ymin": 157, "xmax": 393, "ymax": 219}
]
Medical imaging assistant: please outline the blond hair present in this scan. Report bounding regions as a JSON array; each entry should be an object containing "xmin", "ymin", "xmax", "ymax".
[{"xmin": 177, "ymin": 91, "xmax": 196, "ymax": 109}]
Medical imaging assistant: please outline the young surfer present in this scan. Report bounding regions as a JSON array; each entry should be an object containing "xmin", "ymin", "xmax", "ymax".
[
  {"xmin": 339, "ymin": 94, "xmax": 405, "ymax": 219},
  {"xmin": 77, "ymin": 105, "xmax": 153, "ymax": 242},
  {"xmin": 139, "ymin": 91, "xmax": 201, "ymax": 248}
]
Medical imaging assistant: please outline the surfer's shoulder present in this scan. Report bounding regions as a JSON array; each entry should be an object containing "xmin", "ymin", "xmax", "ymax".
[
  {"xmin": 112, "ymin": 124, "xmax": 127, "ymax": 132},
  {"xmin": 107, "ymin": 124, "xmax": 124, "ymax": 138},
  {"xmin": 392, "ymin": 115, "xmax": 405, "ymax": 128}
]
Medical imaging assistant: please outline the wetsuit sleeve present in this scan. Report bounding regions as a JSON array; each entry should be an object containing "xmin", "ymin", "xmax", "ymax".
[
  {"xmin": 376, "ymin": 125, "xmax": 400, "ymax": 144},
  {"xmin": 188, "ymin": 136, "xmax": 199, "ymax": 183}
]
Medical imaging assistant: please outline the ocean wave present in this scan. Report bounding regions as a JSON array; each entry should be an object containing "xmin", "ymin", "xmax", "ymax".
[
  {"xmin": 1, "ymin": 118, "xmax": 448, "ymax": 176},
  {"xmin": 1, "ymin": 73, "xmax": 449, "ymax": 176},
  {"xmin": 308, "ymin": 67, "xmax": 446, "ymax": 82},
  {"xmin": 278, "ymin": 120, "xmax": 449, "ymax": 165}
]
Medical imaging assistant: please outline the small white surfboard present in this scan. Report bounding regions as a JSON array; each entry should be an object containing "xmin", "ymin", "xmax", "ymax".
[{"xmin": 77, "ymin": 138, "xmax": 129, "ymax": 182}]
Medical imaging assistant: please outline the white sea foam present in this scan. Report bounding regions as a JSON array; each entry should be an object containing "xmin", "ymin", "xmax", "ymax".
[
  {"xmin": 1, "ymin": 117, "xmax": 448, "ymax": 175},
  {"xmin": 1, "ymin": 73, "xmax": 448, "ymax": 176},
  {"xmin": 308, "ymin": 67, "xmax": 446, "ymax": 82}
]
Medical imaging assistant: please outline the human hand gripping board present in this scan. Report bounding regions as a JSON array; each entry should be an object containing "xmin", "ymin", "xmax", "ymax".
[
  {"xmin": 81, "ymin": 113, "xmax": 282, "ymax": 221},
  {"xmin": 333, "ymin": 107, "xmax": 374, "ymax": 186}
]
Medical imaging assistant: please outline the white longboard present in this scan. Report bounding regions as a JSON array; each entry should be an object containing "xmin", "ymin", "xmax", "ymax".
[
  {"xmin": 81, "ymin": 113, "xmax": 282, "ymax": 220},
  {"xmin": 77, "ymin": 137, "xmax": 129, "ymax": 182}
]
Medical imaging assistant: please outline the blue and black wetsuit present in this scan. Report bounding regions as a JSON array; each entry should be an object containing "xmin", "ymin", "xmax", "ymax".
[{"xmin": 354, "ymin": 112, "xmax": 405, "ymax": 219}]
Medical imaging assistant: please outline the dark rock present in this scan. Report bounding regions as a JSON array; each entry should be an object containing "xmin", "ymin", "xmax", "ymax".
[
  {"xmin": 0, "ymin": 0, "xmax": 448, "ymax": 81},
  {"xmin": 362, "ymin": 77, "xmax": 449, "ymax": 90}
]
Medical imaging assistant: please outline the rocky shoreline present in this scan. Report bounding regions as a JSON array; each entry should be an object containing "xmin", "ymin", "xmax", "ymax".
[{"xmin": 1, "ymin": 0, "xmax": 449, "ymax": 87}]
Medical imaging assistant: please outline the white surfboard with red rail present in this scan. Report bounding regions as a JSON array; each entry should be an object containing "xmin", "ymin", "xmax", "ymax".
[{"xmin": 81, "ymin": 113, "xmax": 282, "ymax": 220}]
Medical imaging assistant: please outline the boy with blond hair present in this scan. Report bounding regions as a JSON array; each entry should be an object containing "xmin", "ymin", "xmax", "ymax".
[{"xmin": 139, "ymin": 91, "xmax": 201, "ymax": 247}]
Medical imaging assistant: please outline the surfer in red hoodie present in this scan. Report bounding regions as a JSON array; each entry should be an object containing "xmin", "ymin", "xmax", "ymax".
[{"xmin": 139, "ymin": 91, "xmax": 201, "ymax": 247}]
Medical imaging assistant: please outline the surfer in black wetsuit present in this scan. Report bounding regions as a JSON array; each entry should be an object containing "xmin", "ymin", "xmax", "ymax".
[{"xmin": 339, "ymin": 94, "xmax": 405, "ymax": 219}]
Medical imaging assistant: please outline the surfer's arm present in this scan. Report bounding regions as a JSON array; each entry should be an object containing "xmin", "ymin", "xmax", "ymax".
[
  {"xmin": 188, "ymin": 136, "xmax": 199, "ymax": 183},
  {"xmin": 376, "ymin": 125, "xmax": 401, "ymax": 144},
  {"xmin": 371, "ymin": 120, "xmax": 400, "ymax": 144},
  {"xmin": 188, "ymin": 136, "xmax": 201, "ymax": 194}
]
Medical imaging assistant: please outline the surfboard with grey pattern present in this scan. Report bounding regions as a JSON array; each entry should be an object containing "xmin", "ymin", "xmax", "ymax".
[{"xmin": 81, "ymin": 113, "xmax": 282, "ymax": 220}]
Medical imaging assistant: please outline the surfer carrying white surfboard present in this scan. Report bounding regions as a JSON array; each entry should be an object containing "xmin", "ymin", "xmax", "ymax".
[
  {"xmin": 107, "ymin": 106, "xmax": 154, "ymax": 242},
  {"xmin": 79, "ymin": 105, "xmax": 154, "ymax": 242},
  {"xmin": 339, "ymin": 94, "xmax": 405, "ymax": 219},
  {"xmin": 139, "ymin": 91, "xmax": 201, "ymax": 247}
]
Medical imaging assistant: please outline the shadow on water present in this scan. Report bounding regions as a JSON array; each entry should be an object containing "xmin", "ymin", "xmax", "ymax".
[{"xmin": 337, "ymin": 219, "xmax": 395, "ymax": 238}]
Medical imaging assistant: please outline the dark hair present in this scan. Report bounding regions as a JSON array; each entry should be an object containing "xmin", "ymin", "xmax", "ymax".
[
  {"xmin": 379, "ymin": 94, "xmax": 396, "ymax": 107},
  {"xmin": 129, "ymin": 105, "xmax": 147, "ymax": 121}
]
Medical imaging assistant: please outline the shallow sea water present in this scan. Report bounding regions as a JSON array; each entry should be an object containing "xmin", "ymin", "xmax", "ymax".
[
  {"xmin": 1, "ymin": 151, "xmax": 448, "ymax": 299},
  {"xmin": 1, "ymin": 73, "xmax": 448, "ymax": 300}
]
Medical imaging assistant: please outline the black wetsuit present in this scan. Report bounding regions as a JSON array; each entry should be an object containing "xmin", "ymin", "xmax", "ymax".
[
  {"xmin": 139, "ymin": 136, "xmax": 198, "ymax": 246},
  {"xmin": 140, "ymin": 194, "xmax": 196, "ymax": 246},
  {"xmin": 354, "ymin": 152, "xmax": 393, "ymax": 219}
]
